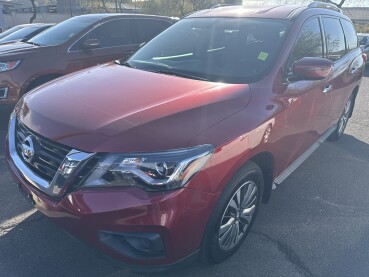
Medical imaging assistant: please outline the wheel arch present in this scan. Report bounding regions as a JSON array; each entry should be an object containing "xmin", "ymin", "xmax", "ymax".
[
  {"xmin": 349, "ymin": 85, "xmax": 360, "ymax": 118},
  {"xmin": 250, "ymin": 151, "xmax": 275, "ymax": 204}
]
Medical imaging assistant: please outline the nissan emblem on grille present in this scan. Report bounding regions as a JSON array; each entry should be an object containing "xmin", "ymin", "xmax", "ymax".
[{"xmin": 21, "ymin": 135, "xmax": 35, "ymax": 163}]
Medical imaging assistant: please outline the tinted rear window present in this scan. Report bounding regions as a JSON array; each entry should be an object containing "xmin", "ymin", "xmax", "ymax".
[{"xmin": 341, "ymin": 20, "xmax": 358, "ymax": 51}]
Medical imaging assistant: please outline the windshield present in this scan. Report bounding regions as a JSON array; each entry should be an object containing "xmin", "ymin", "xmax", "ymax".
[
  {"xmin": 29, "ymin": 17, "xmax": 99, "ymax": 46},
  {"xmin": 0, "ymin": 25, "xmax": 23, "ymax": 40},
  {"xmin": 128, "ymin": 18, "xmax": 290, "ymax": 84},
  {"xmin": 0, "ymin": 27, "xmax": 39, "ymax": 42},
  {"xmin": 358, "ymin": 35, "xmax": 367, "ymax": 45}
]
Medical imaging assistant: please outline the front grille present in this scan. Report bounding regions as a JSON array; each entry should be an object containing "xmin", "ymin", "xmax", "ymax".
[{"xmin": 15, "ymin": 120, "xmax": 72, "ymax": 182}]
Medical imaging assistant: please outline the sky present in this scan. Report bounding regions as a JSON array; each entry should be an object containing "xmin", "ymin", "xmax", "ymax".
[{"xmin": 244, "ymin": 0, "xmax": 369, "ymax": 7}]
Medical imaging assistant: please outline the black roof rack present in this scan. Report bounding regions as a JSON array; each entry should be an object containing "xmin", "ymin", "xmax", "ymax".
[{"xmin": 307, "ymin": 1, "xmax": 343, "ymax": 14}]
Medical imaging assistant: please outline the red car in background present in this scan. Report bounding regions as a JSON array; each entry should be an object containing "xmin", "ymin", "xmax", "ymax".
[
  {"xmin": 5, "ymin": 2, "xmax": 364, "ymax": 272},
  {"xmin": 0, "ymin": 14, "xmax": 176, "ymax": 111}
]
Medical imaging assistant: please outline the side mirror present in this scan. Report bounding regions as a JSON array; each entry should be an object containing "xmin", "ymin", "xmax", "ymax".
[
  {"xmin": 293, "ymin": 57, "xmax": 333, "ymax": 80},
  {"xmin": 83, "ymin": 38, "xmax": 101, "ymax": 49}
]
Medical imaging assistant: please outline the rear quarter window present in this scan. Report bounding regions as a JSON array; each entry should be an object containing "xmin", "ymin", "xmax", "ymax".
[
  {"xmin": 341, "ymin": 19, "xmax": 358, "ymax": 51},
  {"xmin": 322, "ymin": 17, "xmax": 346, "ymax": 61}
]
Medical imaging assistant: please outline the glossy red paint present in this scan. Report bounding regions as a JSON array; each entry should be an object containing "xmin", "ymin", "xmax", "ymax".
[
  {"xmin": 17, "ymin": 64, "xmax": 251, "ymax": 153},
  {"xmin": 294, "ymin": 57, "xmax": 334, "ymax": 80},
  {"xmin": 5, "ymin": 141, "xmax": 219, "ymax": 265},
  {"xmin": 5, "ymin": 5, "xmax": 365, "ymax": 269}
]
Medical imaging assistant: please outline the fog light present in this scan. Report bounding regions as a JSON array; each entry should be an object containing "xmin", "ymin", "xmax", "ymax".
[{"xmin": 98, "ymin": 231, "xmax": 165, "ymax": 259}]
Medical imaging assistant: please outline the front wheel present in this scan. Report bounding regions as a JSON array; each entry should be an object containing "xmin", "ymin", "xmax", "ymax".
[
  {"xmin": 201, "ymin": 161, "xmax": 263, "ymax": 264},
  {"xmin": 329, "ymin": 95, "xmax": 354, "ymax": 141}
]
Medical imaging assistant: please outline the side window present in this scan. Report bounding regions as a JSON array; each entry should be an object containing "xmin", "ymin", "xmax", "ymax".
[
  {"xmin": 287, "ymin": 18, "xmax": 323, "ymax": 74},
  {"xmin": 134, "ymin": 19, "xmax": 171, "ymax": 44},
  {"xmin": 72, "ymin": 19, "xmax": 133, "ymax": 51},
  {"xmin": 322, "ymin": 17, "xmax": 346, "ymax": 61},
  {"xmin": 341, "ymin": 19, "xmax": 358, "ymax": 51}
]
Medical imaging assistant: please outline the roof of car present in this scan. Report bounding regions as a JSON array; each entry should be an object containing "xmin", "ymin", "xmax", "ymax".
[
  {"xmin": 17, "ymin": 23, "xmax": 54, "ymax": 27},
  {"xmin": 186, "ymin": 4, "xmax": 347, "ymax": 20},
  {"xmin": 74, "ymin": 13, "xmax": 177, "ymax": 22}
]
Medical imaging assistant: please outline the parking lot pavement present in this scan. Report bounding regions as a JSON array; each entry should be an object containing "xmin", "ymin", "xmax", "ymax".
[{"xmin": 1, "ymin": 72, "xmax": 369, "ymax": 277}]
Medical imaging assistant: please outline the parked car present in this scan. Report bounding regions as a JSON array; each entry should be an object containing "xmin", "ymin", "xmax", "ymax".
[
  {"xmin": 5, "ymin": 3, "xmax": 364, "ymax": 271},
  {"xmin": 0, "ymin": 23, "xmax": 54, "ymax": 45},
  {"xmin": 358, "ymin": 33, "xmax": 369, "ymax": 63},
  {"xmin": 0, "ymin": 14, "xmax": 176, "ymax": 110},
  {"xmin": 0, "ymin": 25, "xmax": 28, "ymax": 40}
]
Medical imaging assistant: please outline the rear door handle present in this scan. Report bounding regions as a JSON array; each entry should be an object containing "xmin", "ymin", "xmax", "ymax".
[
  {"xmin": 351, "ymin": 67, "xmax": 358, "ymax": 74},
  {"xmin": 323, "ymin": 84, "xmax": 333, "ymax": 94}
]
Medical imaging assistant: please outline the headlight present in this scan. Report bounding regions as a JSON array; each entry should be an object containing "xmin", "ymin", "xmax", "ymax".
[
  {"xmin": 0, "ymin": 60, "xmax": 21, "ymax": 72},
  {"xmin": 81, "ymin": 144, "xmax": 214, "ymax": 191}
]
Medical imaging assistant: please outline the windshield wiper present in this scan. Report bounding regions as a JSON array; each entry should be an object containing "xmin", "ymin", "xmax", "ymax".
[
  {"xmin": 116, "ymin": 60, "xmax": 136, "ymax": 68},
  {"xmin": 24, "ymin": 41, "xmax": 42, "ymax": 46},
  {"xmin": 151, "ymin": 69, "xmax": 209, "ymax": 81}
]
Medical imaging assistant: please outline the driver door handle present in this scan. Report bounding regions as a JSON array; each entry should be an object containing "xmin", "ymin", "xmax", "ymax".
[{"xmin": 323, "ymin": 84, "xmax": 333, "ymax": 94}]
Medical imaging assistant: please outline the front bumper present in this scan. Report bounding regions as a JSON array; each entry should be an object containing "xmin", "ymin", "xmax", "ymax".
[{"xmin": 5, "ymin": 133, "xmax": 218, "ymax": 268}]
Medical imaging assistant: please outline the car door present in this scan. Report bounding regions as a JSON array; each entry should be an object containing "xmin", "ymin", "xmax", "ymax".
[
  {"xmin": 132, "ymin": 18, "xmax": 173, "ymax": 45},
  {"xmin": 67, "ymin": 19, "xmax": 139, "ymax": 69},
  {"xmin": 328, "ymin": 19, "xmax": 364, "ymax": 122},
  {"xmin": 282, "ymin": 17, "xmax": 332, "ymax": 162},
  {"xmin": 320, "ymin": 17, "xmax": 354, "ymax": 129}
]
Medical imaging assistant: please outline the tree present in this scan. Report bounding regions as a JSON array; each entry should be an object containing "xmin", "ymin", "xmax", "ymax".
[
  {"xmin": 321, "ymin": 0, "xmax": 346, "ymax": 8},
  {"xmin": 30, "ymin": 0, "xmax": 37, "ymax": 23}
]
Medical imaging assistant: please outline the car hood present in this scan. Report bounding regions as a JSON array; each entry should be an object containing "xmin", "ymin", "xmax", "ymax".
[
  {"xmin": 0, "ymin": 42, "xmax": 54, "ymax": 59},
  {"xmin": 17, "ymin": 63, "xmax": 251, "ymax": 153}
]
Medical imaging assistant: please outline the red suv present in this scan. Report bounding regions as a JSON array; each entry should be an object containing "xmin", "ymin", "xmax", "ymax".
[{"xmin": 5, "ymin": 3, "xmax": 364, "ymax": 271}]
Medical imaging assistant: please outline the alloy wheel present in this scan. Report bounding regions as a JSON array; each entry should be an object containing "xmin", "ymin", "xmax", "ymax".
[
  {"xmin": 218, "ymin": 181, "xmax": 258, "ymax": 251},
  {"xmin": 338, "ymin": 98, "xmax": 352, "ymax": 135}
]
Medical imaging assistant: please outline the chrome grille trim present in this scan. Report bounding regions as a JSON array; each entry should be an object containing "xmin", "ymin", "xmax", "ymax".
[
  {"xmin": 8, "ymin": 113, "xmax": 50, "ymax": 189},
  {"xmin": 8, "ymin": 113, "xmax": 95, "ymax": 196},
  {"xmin": 15, "ymin": 119, "xmax": 70, "ymax": 182}
]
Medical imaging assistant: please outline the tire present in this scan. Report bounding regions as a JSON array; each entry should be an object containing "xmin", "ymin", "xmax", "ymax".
[
  {"xmin": 201, "ymin": 161, "xmax": 264, "ymax": 264},
  {"xmin": 329, "ymin": 94, "xmax": 354, "ymax": 141}
]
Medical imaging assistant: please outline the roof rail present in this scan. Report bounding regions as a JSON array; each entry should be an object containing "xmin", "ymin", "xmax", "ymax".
[{"xmin": 307, "ymin": 1, "xmax": 343, "ymax": 14}]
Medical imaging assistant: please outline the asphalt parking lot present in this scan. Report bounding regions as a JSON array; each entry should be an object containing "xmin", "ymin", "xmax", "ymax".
[{"xmin": 1, "ymin": 71, "xmax": 369, "ymax": 277}]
